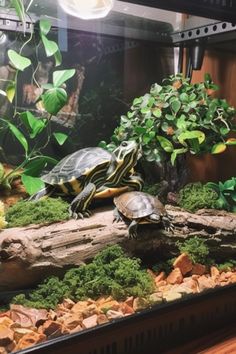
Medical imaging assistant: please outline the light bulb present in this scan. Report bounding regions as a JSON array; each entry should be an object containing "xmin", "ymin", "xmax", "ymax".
[{"xmin": 58, "ymin": 0, "xmax": 114, "ymax": 20}]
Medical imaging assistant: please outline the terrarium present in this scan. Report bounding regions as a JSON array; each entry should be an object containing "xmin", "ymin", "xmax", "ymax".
[{"xmin": 0, "ymin": 1, "xmax": 236, "ymax": 353}]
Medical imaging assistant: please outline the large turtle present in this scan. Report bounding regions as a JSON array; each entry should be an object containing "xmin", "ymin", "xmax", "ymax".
[
  {"xmin": 29, "ymin": 141, "xmax": 143, "ymax": 218},
  {"xmin": 113, "ymin": 191, "xmax": 173, "ymax": 238}
]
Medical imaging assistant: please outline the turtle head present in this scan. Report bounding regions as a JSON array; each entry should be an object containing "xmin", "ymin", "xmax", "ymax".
[{"xmin": 107, "ymin": 140, "xmax": 141, "ymax": 183}]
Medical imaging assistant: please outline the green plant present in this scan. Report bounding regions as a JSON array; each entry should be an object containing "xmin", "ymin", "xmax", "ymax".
[
  {"xmin": 12, "ymin": 245, "xmax": 155, "ymax": 309},
  {"xmin": 0, "ymin": 1, "xmax": 75, "ymax": 195},
  {"xmin": 215, "ymin": 259, "xmax": 236, "ymax": 272},
  {"xmin": 5, "ymin": 198, "xmax": 70, "ymax": 227},
  {"xmin": 207, "ymin": 177, "xmax": 236, "ymax": 212},
  {"xmin": 152, "ymin": 258, "xmax": 175, "ymax": 274},
  {"xmin": 177, "ymin": 236, "xmax": 209, "ymax": 264},
  {"xmin": 101, "ymin": 74, "xmax": 236, "ymax": 165},
  {"xmin": 178, "ymin": 182, "xmax": 219, "ymax": 212}
]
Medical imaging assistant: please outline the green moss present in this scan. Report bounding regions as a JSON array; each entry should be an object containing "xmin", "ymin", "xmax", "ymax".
[
  {"xmin": 177, "ymin": 236, "xmax": 209, "ymax": 264},
  {"xmin": 178, "ymin": 182, "xmax": 219, "ymax": 213},
  {"xmin": 143, "ymin": 183, "xmax": 162, "ymax": 196},
  {"xmin": 12, "ymin": 245, "xmax": 155, "ymax": 309},
  {"xmin": 215, "ymin": 260, "xmax": 236, "ymax": 272},
  {"xmin": 6, "ymin": 198, "xmax": 70, "ymax": 227}
]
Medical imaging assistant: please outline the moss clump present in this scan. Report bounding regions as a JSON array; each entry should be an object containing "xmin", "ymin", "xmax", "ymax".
[
  {"xmin": 12, "ymin": 245, "xmax": 155, "ymax": 309},
  {"xmin": 152, "ymin": 258, "xmax": 175, "ymax": 275},
  {"xmin": 5, "ymin": 198, "xmax": 70, "ymax": 227},
  {"xmin": 177, "ymin": 236, "xmax": 209, "ymax": 264},
  {"xmin": 215, "ymin": 260, "xmax": 236, "ymax": 272},
  {"xmin": 178, "ymin": 182, "xmax": 219, "ymax": 213}
]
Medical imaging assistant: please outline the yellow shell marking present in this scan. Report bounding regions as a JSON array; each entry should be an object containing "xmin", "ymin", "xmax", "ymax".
[{"xmin": 69, "ymin": 177, "xmax": 81, "ymax": 193}]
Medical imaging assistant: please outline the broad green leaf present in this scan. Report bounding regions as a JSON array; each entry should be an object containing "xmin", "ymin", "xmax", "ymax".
[
  {"xmin": 142, "ymin": 133, "xmax": 152, "ymax": 144},
  {"xmin": 53, "ymin": 132, "xmax": 68, "ymax": 145},
  {"xmin": 141, "ymin": 107, "xmax": 150, "ymax": 114},
  {"xmin": 20, "ymin": 111, "xmax": 46, "ymax": 138},
  {"xmin": 231, "ymin": 192, "xmax": 236, "ymax": 202},
  {"xmin": 4, "ymin": 120, "xmax": 28, "ymax": 153},
  {"xmin": 24, "ymin": 156, "xmax": 57, "ymax": 176},
  {"xmin": 171, "ymin": 100, "xmax": 181, "ymax": 114},
  {"xmin": 0, "ymin": 162, "xmax": 5, "ymax": 179},
  {"xmin": 53, "ymin": 69, "xmax": 76, "ymax": 87},
  {"xmin": 0, "ymin": 89, "xmax": 6, "ymax": 96},
  {"xmin": 226, "ymin": 138, "xmax": 236, "ymax": 145},
  {"xmin": 179, "ymin": 93, "xmax": 188, "ymax": 102},
  {"xmin": 41, "ymin": 35, "xmax": 59, "ymax": 57},
  {"xmin": 152, "ymin": 108, "xmax": 162, "ymax": 118},
  {"xmin": 134, "ymin": 126, "xmax": 146, "ymax": 134},
  {"xmin": 156, "ymin": 135, "xmax": 173, "ymax": 152},
  {"xmin": 176, "ymin": 115, "xmax": 187, "ymax": 130},
  {"xmin": 145, "ymin": 119, "xmax": 154, "ymax": 128},
  {"xmin": 21, "ymin": 174, "xmax": 45, "ymax": 195},
  {"xmin": 54, "ymin": 50, "xmax": 62, "ymax": 67},
  {"xmin": 150, "ymin": 83, "xmax": 162, "ymax": 95},
  {"xmin": 223, "ymin": 179, "xmax": 235, "ymax": 190},
  {"xmin": 39, "ymin": 19, "xmax": 51, "ymax": 36},
  {"xmin": 178, "ymin": 130, "xmax": 205, "ymax": 146},
  {"xmin": 165, "ymin": 114, "xmax": 175, "ymax": 121},
  {"xmin": 211, "ymin": 142, "xmax": 226, "ymax": 154},
  {"xmin": 41, "ymin": 88, "xmax": 67, "ymax": 115},
  {"xmin": 11, "ymin": 0, "xmax": 26, "ymax": 32},
  {"xmin": 133, "ymin": 97, "xmax": 142, "ymax": 106},
  {"xmin": 8, "ymin": 50, "xmax": 31, "ymax": 71},
  {"xmin": 6, "ymin": 83, "xmax": 15, "ymax": 102},
  {"xmin": 171, "ymin": 148, "xmax": 187, "ymax": 165}
]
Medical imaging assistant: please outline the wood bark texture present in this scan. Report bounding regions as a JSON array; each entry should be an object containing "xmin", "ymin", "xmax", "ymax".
[{"xmin": 0, "ymin": 205, "xmax": 236, "ymax": 291}]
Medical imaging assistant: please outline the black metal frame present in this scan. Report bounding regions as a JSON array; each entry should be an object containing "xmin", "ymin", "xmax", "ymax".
[{"xmin": 123, "ymin": 0, "xmax": 236, "ymax": 23}]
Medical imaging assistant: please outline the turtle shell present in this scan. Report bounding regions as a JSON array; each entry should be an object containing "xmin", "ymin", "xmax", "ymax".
[
  {"xmin": 114, "ymin": 191, "xmax": 166, "ymax": 220},
  {"xmin": 42, "ymin": 147, "xmax": 112, "ymax": 185}
]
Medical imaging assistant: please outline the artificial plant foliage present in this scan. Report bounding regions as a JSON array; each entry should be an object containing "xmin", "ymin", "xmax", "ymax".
[
  {"xmin": 207, "ymin": 177, "xmax": 236, "ymax": 212},
  {"xmin": 0, "ymin": 3, "xmax": 75, "ymax": 195},
  {"xmin": 178, "ymin": 182, "xmax": 219, "ymax": 212},
  {"xmin": 103, "ymin": 74, "xmax": 236, "ymax": 165},
  {"xmin": 12, "ymin": 245, "xmax": 155, "ymax": 309}
]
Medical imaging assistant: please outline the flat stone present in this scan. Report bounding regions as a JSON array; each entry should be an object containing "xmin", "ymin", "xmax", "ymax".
[
  {"xmin": 69, "ymin": 325, "xmax": 83, "ymax": 334},
  {"xmin": 13, "ymin": 328, "xmax": 35, "ymax": 343},
  {"xmin": 39, "ymin": 320, "xmax": 69, "ymax": 339},
  {"xmin": 82, "ymin": 304, "xmax": 99, "ymax": 317},
  {"xmin": 173, "ymin": 253, "xmax": 193, "ymax": 275},
  {"xmin": 210, "ymin": 266, "xmax": 220, "ymax": 278},
  {"xmin": 97, "ymin": 314, "xmax": 109, "ymax": 325},
  {"xmin": 0, "ymin": 347, "xmax": 7, "ymax": 354},
  {"xmin": 124, "ymin": 297, "xmax": 134, "ymax": 308},
  {"xmin": 0, "ymin": 317, "xmax": 14, "ymax": 328},
  {"xmin": 82, "ymin": 315, "xmax": 98, "ymax": 329},
  {"xmin": 62, "ymin": 298, "xmax": 75, "ymax": 310},
  {"xmin": 106, "ymin": 310, "xmax": 124, "ymax": 320},
  {"xmin": 191, "ymin": 263, "xmax": 206, "ymax": 276},
  {"xmin": 98, "ymin": 300, "xmax": 120, "ymax": 312},
  {"xmin": 167, "ymin": 268, "xmax": 183, "ymax": 285},
  {"xmin": 148, "ymin": 293, "xmax": 163, "ymax": 305},
  {"xmin": 155, "ymin": 280, "xmax": 167, "ymax": 287},
  {"xmin": 10, "ymin": 305, "xmax": 48, "ymax": 328},
  {"xmin": 0, "ymin": 325, "xmax": 14, "ymax": 347},
  {"xmin": 71, "ymin": 301, "xmax": 89, "ymax": 314},
  {"xmin": 197, "ymin": 275, "xmax": 216, "ymax": 292},
  {"xmin": 15, "ymin": 332, "xmax": 46, "ymax": 351},
  {"xmin": 61, "ymin": 314, "xmax": 83, "ymax": 331},
  {"xmin": 119, "ymin": 303, "xmax": 134, "ymax": 315},
  {"xmin": 163, "ymin": 291, "xmax": 182, "ymax": 302},
  {"xmin": 133, "ymin": 297, "xmax": 149, "ymax": 312}
]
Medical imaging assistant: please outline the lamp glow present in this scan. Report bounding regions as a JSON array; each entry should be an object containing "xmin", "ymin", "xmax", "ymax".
[{"xmin": 58, "ymin": 0, "xmax": 114, "ymax": 20}]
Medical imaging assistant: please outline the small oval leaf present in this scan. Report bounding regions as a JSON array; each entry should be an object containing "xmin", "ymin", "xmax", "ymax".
[
  {"xmin": 8, "ymin": 50, "xmax": 31, "ymax": 71},
  {"xmin": 53, "ymin": 132, "xmax": 68, "ymax": 145},
  {"xmin": 211, "ymin": 143, "xmax": 227, "ymax": 154},
  {"xmin": 53, "ymin": 69, "xmax": 76, "ymax": 87}
]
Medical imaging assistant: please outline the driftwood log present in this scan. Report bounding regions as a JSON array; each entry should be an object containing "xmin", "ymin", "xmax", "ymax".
[{"xmin": 0, "ymin": 205, "xmax": 236, "ymax": 291}]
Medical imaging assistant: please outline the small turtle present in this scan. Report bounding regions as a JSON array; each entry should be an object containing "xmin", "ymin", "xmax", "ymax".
[
  {"xmin": 29, "ymin": 141, "xmax": 143, "ymax": 218},
  {"xmin": 113, "ymin": 191, "xmax": 173, "ymax": 238}
]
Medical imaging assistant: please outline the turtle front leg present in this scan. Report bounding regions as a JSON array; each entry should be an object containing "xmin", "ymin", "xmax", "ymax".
[
  {"xmin": 113, "ymin": 207, "xmax": 123, "ymax": 223},
  {"xmin": 128, "ymin": 220, "xmax": 139, "ymax": 239},
  {"xmin": 162, "ymin": 215, "xmax": 174, "ymax": 233},
  {"xmin": 69, "ymin": 182, "xmax": 96, "ymax": 219}
]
